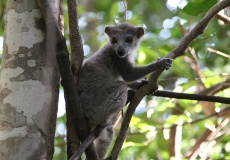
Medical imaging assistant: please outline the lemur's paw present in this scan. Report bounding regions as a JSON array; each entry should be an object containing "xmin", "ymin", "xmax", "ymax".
[{"xmin": 156, "ymin": 57, "xmax": 173, "ymax": 70}]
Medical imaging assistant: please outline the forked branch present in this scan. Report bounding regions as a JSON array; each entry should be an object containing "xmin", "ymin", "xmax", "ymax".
[{"xmin": 37, "ymin": 0, "xmax": 98, "ymax": 159}]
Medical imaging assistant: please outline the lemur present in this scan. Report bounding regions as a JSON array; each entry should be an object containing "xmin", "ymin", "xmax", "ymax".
[{"xmin": 76, "ymin": 23, "xmax": 173, "ymax": 159}]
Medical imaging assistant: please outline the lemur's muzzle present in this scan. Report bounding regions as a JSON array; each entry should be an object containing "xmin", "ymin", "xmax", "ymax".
[{"xmin": 117, "ymin": 47, "xmax": 126, "ymax": 57}]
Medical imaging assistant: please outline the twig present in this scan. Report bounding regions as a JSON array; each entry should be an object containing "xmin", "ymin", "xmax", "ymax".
[
  {"xmin": 216, "ymin": 13, "xmax": 230, "ymax": 24},
  {"xmin": 199, "ymin": 78, "xmax": 230, "ymax": 95},
  {"xmin": 70, "ymin": 125, "xmax": 106, "ymax": 160},
  {"xmin": 207, "ymin": 47, "xmax": 230, "ymax": 58},
  {"xmin": 108, "ymin": 1, "xmax": 230, "ymax": 159},
  {"xmin": 154, "ymin": 90, "xmax": 230, "ymax": 104},
  {"xmin": 123, "ymin": 0, "xmax": 128, "ymax": 22}
]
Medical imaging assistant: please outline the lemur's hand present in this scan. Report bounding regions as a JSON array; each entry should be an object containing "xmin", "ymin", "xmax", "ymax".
[{"xmin": 156, "ymin": 57, "xmax": 173, "ymax": 70}]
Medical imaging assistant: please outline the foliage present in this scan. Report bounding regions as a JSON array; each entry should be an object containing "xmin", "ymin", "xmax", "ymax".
[
  {"xmin": 0, "ymin": 1, "xmax": 6, "ymax": 66},
  {"xmin": 1, "ymin": 0, "xmax": 230, "ymax": 159},
  {"xmin": 182, "ymin": 0, "xmax": 218, "ymax": 16}
]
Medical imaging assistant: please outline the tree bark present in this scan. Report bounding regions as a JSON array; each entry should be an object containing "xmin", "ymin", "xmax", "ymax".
[{"xmin": 0, "ymin": 0, "xmax": 60, "ymax": 159}]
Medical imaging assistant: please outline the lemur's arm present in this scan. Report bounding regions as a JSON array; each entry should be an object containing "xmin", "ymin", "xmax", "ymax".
[{"xmin": 118, "ymin": 58, "xmax": 173, "ymax": 82}]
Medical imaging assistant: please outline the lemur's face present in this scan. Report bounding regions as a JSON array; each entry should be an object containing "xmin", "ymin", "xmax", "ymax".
[{"xmin": 105, "ymin": 23, "xmax": 144, "ymax": 58}]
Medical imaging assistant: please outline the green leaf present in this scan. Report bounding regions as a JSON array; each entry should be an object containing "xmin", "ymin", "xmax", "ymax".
[
  {"xmin": 110, "ymin": 2, "xmax": 119, "ymax": 20},
  {"xmin": 182, "ymin": 0, "xmax": 218, "ymax": 16}
]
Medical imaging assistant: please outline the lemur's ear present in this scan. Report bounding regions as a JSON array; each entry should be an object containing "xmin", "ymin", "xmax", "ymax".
[
  {"xmin": 136, "ymin": 27, "xmax": 144, "ymax": 38},
  {"xmin": 104, "ymin": 26, "xmax": 112, "ymax": 36}
]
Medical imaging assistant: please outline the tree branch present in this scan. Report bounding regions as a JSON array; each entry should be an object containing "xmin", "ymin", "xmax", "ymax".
[
  {"xmin": 153, "ymin": 90, "xmax": 230, "ymax": 104},
  {"xmin": 109, "ymin": 1, "xmax": 230, "ymax": 159},
  {"xmin": 66, "ymin": 0, "xmax": 99, "ymax": 159},
  {"xmin": 216, "ymin": 13, "xmax": 230, "ymax": 24},
  {"xmin": 72, "ymin": 87, "xmax": 230, "ymax": 159},
  {"xmin": 199, "ymin": 78, "xmax": 230, "ymax": 95},
  {"xmin": 67, "ymin": 0, "xmax": 84, "ymax": 77},
  {"xmin": 36, "ymin": 0, "xmax": 98, "ymax": 159},
  {"xmin": 70, "ymin": 125, "xmax": 106, "ymax": 160}
]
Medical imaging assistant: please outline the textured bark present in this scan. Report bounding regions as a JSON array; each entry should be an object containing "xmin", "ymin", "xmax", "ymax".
[
  {"xmin": 66, "ymin": 0, "xmax": 83, "ymax": 158},
  {"xmin": 0, "ymin": 0, "xmax": 60, "ymax": 159}
]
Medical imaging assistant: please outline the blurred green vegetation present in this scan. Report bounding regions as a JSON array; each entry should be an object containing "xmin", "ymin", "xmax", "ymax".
[{"xmin": 1, "ymin": 0, "xmax": 230, "ymax": 159}]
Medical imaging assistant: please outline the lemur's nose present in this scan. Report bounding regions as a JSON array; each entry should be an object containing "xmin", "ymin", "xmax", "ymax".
[{"xmin": 117, "ymin": 47, "xmax": 126, "ymax": 57}]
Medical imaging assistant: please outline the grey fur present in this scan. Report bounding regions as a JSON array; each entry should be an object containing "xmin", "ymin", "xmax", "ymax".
[{"xmin": 76, "ymin": 23, "xmax": 173, "ymax": 159}]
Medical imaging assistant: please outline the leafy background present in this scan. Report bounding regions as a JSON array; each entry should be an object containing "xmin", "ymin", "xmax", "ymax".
[{"xmin": 1, "ymin": 0, "xmax": 230, "ymax": 159}]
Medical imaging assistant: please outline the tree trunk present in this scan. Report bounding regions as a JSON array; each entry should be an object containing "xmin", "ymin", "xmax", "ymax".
[{"xmin": 0, "ymin": 0, "xmax": 60, "ymax": 159}]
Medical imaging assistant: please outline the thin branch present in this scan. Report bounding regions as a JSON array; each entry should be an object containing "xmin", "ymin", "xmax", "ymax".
[
  {"xmin": 201, "ymin": 118, "xmax": 229, "ymax": 159},
  {"xmin": 67, "ymin": 0, "xmax": 84, "ymax": 77},
  {"xmin": 216, "ymin": 12, "xmax": 230, "ymax": 24},
  {"xmin": 123, "ymin": 0, "xmax": 128, "ymax": 22},
  {"xmin": 70, "ymin": 125, "xmax": 106, "ymax": 160},
  {"xmin": 109, "ymin": 1, "xmax": 230, "ymax": 159},
  {"xmin": 56, "ymin": 1, "xmax": 81, "ymax": 159},
  {"xmin": 199, "ymin": 78, "xmax": 230, "ymax": 95},
  {"xmin": 153, "ymin": 90, "xmax": 230, "ymax": 104},
  {"xmin": 207, "ymin": 47, "xmax": 230, "ymax": 58},
  {"xmin": 178, "ymin": 21, "xmax": 205, "ymax": 86}
]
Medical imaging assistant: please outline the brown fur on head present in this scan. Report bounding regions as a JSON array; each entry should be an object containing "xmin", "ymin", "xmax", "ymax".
[{"xmin": 104, "ymin": 23, "xmax": 144, "ymax": 39}]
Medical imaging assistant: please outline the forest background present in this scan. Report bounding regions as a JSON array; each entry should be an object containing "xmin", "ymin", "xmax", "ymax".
[{"xmin": 0, "ymin": 0, "xmax": 230, "ymax": 159}]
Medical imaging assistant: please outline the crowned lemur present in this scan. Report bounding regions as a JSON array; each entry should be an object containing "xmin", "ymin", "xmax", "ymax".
[{"xmin": 76, "ymin": 23, "xmax": 173, "ymax": 159}]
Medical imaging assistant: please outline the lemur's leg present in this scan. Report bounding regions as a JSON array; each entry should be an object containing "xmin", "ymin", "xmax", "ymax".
[{"xmin": 94, "ymin": 80, "xmax": 127, "ymax": 159}]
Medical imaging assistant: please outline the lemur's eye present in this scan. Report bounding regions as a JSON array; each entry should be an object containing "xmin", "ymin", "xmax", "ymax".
[
  {"xmin": 111, "ymin": 37, "xmax": 117, "ymax": 44},
  {"xmin": 125, "ymin": 36, "xmax": 133, "ymax": 43}
]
